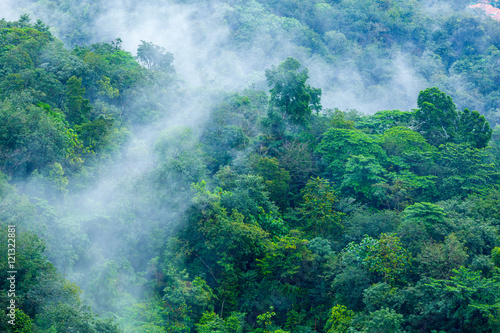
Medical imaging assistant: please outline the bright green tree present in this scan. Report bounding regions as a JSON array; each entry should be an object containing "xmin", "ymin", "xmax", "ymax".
[
  {"xmin": 380, "ymin": 126, "xmax": 434, "ymax": 156},
  {"xmin": 257, "ymin": 230, "xmax": 313, "ymax": 284},
  {"xmin": 316, "ymin": 128, "xmax": 386, "ymax": 180},
  {"xmin": 324, "ymin": 304, "xmax": 355, "ymax": 333},
  {"xmin": 341, "ymin": 155, "xmax": 386, "ymax": 204},
  {"xmin": 196, "ymin": 311, "xmax": 245, "ymax": 333},
  {"xmin": 492, "ymin": 247, "xmax": 500, "ymax": 267},
  {"xmin": 344, "ymin": 233, "xmax": 411, "ymax": 285}
]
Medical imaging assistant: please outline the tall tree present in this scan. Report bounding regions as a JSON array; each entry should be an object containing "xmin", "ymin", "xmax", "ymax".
[
  {"xmin": 265, "ymin": 57, "xmax": 321, "ymax": 125},
  {"xmin": 136, "ymin": 40, "xmax": 174, "ymax": 72},
  {"xmin": 415, "ymin": 87, "xmax": 458, "ymax": 147},
  {"xmin": 65, "ymin": 76, "xmax": 91, "ymax": 126},
  {"xmin": 456, "ymin": 108, "xmax": 492, "ymax": 149}
]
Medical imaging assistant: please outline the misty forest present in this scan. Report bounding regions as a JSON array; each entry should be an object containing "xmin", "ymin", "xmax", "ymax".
[{"xmin": 3, "ymin": 0, "xmax": 500, "ymax": 332}]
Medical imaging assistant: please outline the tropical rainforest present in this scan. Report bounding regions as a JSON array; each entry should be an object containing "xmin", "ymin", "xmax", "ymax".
[{"xmin": 1, "ymin": 0, "xmax": 500, "ymax": 332}]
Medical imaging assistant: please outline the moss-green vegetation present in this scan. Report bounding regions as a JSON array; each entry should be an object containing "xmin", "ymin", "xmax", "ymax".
[{"xmin": 1, "ymin": 3, "xmax": 500, "ymax": 331}]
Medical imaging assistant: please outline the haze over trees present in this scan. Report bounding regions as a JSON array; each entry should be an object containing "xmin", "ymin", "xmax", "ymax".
[{"xmin": 1, "ymin": 0, "xmax": 500, "ymax": 332}]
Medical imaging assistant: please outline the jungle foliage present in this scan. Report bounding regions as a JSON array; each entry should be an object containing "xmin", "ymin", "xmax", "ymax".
[{"xmin": 1, "ymin": 1, "xmax": 500, "ymax": 331}]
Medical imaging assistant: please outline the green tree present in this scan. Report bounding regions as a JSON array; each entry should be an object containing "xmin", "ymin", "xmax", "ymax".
[
  {"xmin": 316, "ymin": 128, "xmax": 386, "ymax": 180},
  {"xmin": 257, "ymin": 230, "xmax": 313, "ymax": 284},
  {"xmin": 426, "ymin": 267, "xmax": 500, "ymax": 332},
  {"xmin": 341, "ymin": 155, "xmax": 386, "ymax": 204},
  {"xmin": 97, "ymin": 76, "xmax": 119, "ymax": 99},
  {"xmin": 357, "ymin": 110, "xmax": 414, "ymax": 135},
  {"xmin": 0, "ymin": 94, "xmax": 70, "ymax": 176},
  {"xmin": 364, "ymin": 233, "xmax": 411, "ymax": 285},
  {"xmin": 257, "ymin": 306, "xmax": 277, "ymax": 332},
  {"xmin": 160, "ymin": 267, "xmax": 215, "ymax": 332},
  {"xmin": 492, "ymin": 247, "xmax": 500, "ymax": 268},
  {"xmin": 65, "ymin": 76, "xmax": 91, "ymax": 125},
  {"xmin": 415, "ymin": 87, "xmax": 458, "ymax": 146},
  {"xmin": 214, "ymin": 169, "xmax": 279, "ymax": 219},
  {"xmin": 324, "ymin": 304, "xmax": 355, "ymax": 333},
  {"xmin": 277, "ymin": 141, "xmax": 315, "ymax": 205},
  {"xmin": 375, "ymin": 171, "xmax": 438, "ymax": 210},
  {"xmin": 177, "ymin": 191, "xmax": 271, "ymax": 315},
  {"xmin": 332, "ymin": 250, "xmax": 374, "ymax": 310},
  {"xmin": 136, "ymin": 40, "xmax": 174, "ymax": 71},
  {"xmin": 124, "ymin": 297, "xmax": 169, "ymax": 333},
  {"xmin": 265, "ymin": 57, "xmax": 321, "ymax": 124},
  {"xmin": 400, "ymin": 202, "xmax": 449, "ymax": 242},
  {"xmin": 358, "ymin": 308, "xmax": 405, "ymax": 333},
  {"xmin": 253, "ymin": 157, "xmax": 291, "ymax": 212},
  {"xmin": 456, "ymin": 108, "xmax": 492, "ymax": 149},
  {"xmin": 417, "ymin": 234, "xmax": 469, "ymax": 279},
  {"xmin": 326, "ymin": 109, "xmax": 356, "ymax": 130},
  {"xmin": 295, "ymin": 177, "xmax": 344, "ymax": 238},
  {"xmin": 196, "ymin": 311, "xmax": 245, "ymax": 333},
  {"xmin": 344, "ymin": 234, "xmax": 411, "ymax": 285},
  {"xmin": 436, "ymin": 142, "xmax": 497, "ymax": 198},
  {"xmin": 380, "ymin": 126, "xmax": 434, "ymax": 156},
  {"xmin": 4, "ymin": 309, "xmax": 33, "ymax": 333},
  {"xmin": 74, "ymin": 115, "xmax": 115, "ymax": 154}
]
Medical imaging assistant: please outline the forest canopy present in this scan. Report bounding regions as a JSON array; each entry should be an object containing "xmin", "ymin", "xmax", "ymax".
[{"xmin": 1, "ymin": 0, "xmax": 500, "ymax": 332}]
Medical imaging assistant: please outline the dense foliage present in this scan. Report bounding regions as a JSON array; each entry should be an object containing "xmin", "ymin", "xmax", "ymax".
[{"xmin": 1, "ymin": 0, "xmax": 500, "ymax": 332}]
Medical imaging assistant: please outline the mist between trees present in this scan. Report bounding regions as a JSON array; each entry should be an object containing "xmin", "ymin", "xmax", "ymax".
[{"xmin": 1, "ymin": 0, "xmax": 500, "ymax": 332}]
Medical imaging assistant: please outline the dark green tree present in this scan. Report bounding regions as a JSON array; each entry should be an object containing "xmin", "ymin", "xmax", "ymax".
[
  {"xmin": 416, "ymin": 234, "xmax": 468, "ymax": 279},
  {"xmin": 0, "ymin": 94, "xmax": 70, "ymax": 176},
  {"xmin": 252, "ymin": 157, "xmax": 291, "ymax": 212},
  {"xmin": 415, "ymin": 87, "xmax": 458, "ymax": 146},
  {"xmin": 425, "ymin": 267, "xmax": 500, "ymax": 332},
  {"xmin": 65, "ymin": 76, "xmax": 91, "ymax": 125},
  {"xmin": 265, "ymin": 57, "xmax": 321, "ymax": 125},
  {"xmin": 437, "ymin": 142, "xmax": 497, "ymax": 198},
  {"xmin": 296, "ymin": 177, "xmax": 344, "ymax": 238},
  {"xmin": 456, "ymin": 108, "xmax": 492, "ymax": 149}
]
